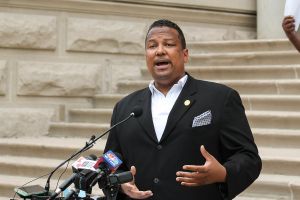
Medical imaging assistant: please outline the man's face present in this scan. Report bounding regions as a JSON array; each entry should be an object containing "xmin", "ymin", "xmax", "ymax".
[{"xmin": 145, "ymin": 26, "xmax": 189, "ymax": 88}]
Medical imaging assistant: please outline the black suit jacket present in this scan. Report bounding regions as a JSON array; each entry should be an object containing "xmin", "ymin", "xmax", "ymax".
[{"xmin": 105, "ymin": 75, "xmax": 261, "ymax": 200}]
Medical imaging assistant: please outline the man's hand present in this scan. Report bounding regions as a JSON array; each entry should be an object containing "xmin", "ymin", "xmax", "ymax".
[
  {"xmin": 176, "ymin": 145, "xmax": 227, "ymax": 186},
  {"xmin": 120, "ymin": 166, "xmax": 153, "ymax": 199},
  {"xmin": 282, "ymin": 16, "xmax": 296, "ymax": 37},
  {"xmin": 282, "ymin": 15, "xmax": 300, "ymax": 52}
]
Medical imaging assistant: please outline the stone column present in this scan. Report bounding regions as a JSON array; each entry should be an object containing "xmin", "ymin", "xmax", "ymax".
[{"xmin": 257, "ymin": 0, "xmax": 286, "ymax": 39}]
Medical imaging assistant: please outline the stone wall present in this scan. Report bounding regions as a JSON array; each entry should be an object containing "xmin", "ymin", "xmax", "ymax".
[{"xmin": 0, "ymin": 0, "xmax": 256, "ymax": 137}]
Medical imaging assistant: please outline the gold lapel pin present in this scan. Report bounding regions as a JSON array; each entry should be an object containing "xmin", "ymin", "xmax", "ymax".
[{"xmin": 184, "ymin": 100, "xmax": 190, "ymax": 106}]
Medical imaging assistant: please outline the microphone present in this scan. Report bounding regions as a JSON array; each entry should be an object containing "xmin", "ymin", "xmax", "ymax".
[
  {"xmin": 49, "ymin": 155, "xmax": 97, "ymax": 200},
  {"xmin": 49, "ymin": 173, "xmax": 78, "ymax": 200},
  {"xmin": 44, "ymin": 106, "xmax": 141, "ymax": 194},
  {"xmin": 73, "ymin": 151, "xmax": 122, "ymax": 193},
  {"xmin": 94, "ymin": 151, "xmax": 123, "ymax": 172},
  {"xmin": 72, "ymin": 154, "xmax": 98, "ymax": 172},
  {"xmin": 108, "ymin": 171, "xmax": 133, "ymax": 185}
]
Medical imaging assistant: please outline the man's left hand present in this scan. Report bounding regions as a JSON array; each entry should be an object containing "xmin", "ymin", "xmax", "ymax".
[{"xmin": 176, "ymin": 145, "xmax": 227, "ymax": 186}]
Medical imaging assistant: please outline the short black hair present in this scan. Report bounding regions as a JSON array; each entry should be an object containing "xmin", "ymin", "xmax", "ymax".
[{"xmin": 145, "ymin": 19, "xmax": 186, "ymax": 49}]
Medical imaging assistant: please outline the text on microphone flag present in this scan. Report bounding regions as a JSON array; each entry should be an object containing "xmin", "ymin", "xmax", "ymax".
[
  {"xmin": 103, "ymin": 150, "xmax": 123, "ymax": 170},
  {"xmin": 72, "ymin": 156, "xmax": 97, "ymax": 171}
]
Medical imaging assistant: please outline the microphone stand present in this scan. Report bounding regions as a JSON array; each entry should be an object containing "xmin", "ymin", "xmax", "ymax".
[{"xmin": 44, "ymin": 113, "xmax": 135, "ymax": 195}]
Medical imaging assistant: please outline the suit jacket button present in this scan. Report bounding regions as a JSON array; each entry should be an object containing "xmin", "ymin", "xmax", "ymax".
[
  {"xmin": 153, "ymin": 178, "xmax": 160, "ymax": 184},
  {"xmin": 157, "ymin": 145, "xmax": 162, "ymax": 150}
]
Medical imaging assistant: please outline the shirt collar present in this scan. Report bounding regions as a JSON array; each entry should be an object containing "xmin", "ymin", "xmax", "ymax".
[{"xmin": 148, "ymin": 74, "xmax": 188, "ymax": 95}]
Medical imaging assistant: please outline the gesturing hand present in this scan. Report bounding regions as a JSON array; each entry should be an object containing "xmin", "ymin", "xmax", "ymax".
[
  {"xmin": 121, "ymin": 166, "xmax": 153, "ymax": 199},
  {"xmin": 176, "ymin": 145, "xmax": 227, "ymax": 186},
  {"xmin": 282, "ymin": 16, "xmax": 296, "ymax": 36}
]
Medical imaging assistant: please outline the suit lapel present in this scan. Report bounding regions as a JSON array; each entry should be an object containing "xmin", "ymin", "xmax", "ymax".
[
  {"xmin": 136, "ymin": 89, "xmax": 158, "ymax": 143},
  {"xmin": 160, "ymin": 76, "xmax": 197, "ymax": 142}
]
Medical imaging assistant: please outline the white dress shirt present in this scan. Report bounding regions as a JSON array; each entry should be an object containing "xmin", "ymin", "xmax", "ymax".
[{"xmin": 148, "ymin": 75, "xmax": 188, "ymax": 142}]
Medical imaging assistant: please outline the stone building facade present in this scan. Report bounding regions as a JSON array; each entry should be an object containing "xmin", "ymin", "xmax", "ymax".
[{"xmin": 0, "ymin": 0, "xmax": 285, "ymax": 137}]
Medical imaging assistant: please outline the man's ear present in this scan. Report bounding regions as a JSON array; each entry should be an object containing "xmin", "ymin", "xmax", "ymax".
[{"xmin": 183, "ymin": 48, "xmax": 189, "ymax": 63}]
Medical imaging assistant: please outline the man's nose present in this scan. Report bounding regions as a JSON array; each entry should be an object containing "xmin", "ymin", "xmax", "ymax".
[{"xmin": 156, "ymin": 45, "xmax": 166, "ymax": 56}]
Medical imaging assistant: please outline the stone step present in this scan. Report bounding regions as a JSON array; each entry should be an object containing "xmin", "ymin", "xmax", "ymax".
[
  {"xmin": 48, "ymin": 117, "xmax": 300, "ymax": 147},
  {"xmin": 224, "ymin": 80, "xmax": 300, "ymax": 95},
  {"xmin": 235, "ymin": 196, "xmax": 277, "ymax": 200},
  {"xmin": 1, "ymin": 150, "xmax": 299, "ymax": 199},
  {"xmin": 68, "ymin": 96, "xmax": 300, "ymax": 125},
  {"xmin": 93, "ymin": 94, "xmax": 300, "ymax": 112},
  {"xmin": 117, "ymin": 79, "xmax": 300, "ymax": 95},
  {"xmin": 0, "ymin": 155, "xmax": 74, "ymax": 179},
  {"xmin": 93, "ymin": 94, "xmax": 123, "ymax": 108},
  {"xmin": 188, "ymin": 51, "xmax": 300, "ymax": 66},
  {"xmin": 259, "ymin": 147, "xmax": 300, "ymax": 176},
  {"xmin": 247, "ymin": 111, "xmax": 300, "ymax": 129},
  {"xmin": 69, "ymin": 108, "xmax": 113, "ymax": 124},
  {"xmin": 140, "ymin": 65, "xmax": 300, "ymax": 80},
  {"xmin": 0, "ymin": 137, "xmax": 108, "ymax": 199},
  {"xmin": 49, "ymin": 122, "xmax": 110, "ymax": 138},
  {"xmin": 0, "ymin": 174, "xmax": 50, "ymax": 199},
  {"xmin": 244, "ymin": 95, "xmax": 300, "ymax": 112},
  {"xmin": 242, "ymin": 173, "xmax": 300, "ymax": 200},
  {"xmin": 0, "ymin": 137, "xmax": 106, "ymax": 159},
  {"xmin": 1, "ymin": 146, "xmax": 298, "ymax": 180},
  {"xmin": 253, "ymin": 128, "xmax": 300, "ymax": 149},
  {"xmin": 188, "ymin": 39, "xmax": 294, "ymax": 54}
]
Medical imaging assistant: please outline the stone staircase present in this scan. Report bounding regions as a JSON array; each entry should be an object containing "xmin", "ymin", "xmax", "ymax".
[{"xmin": 1, "ymin": 39, "xmax": 300, "ymax": 199}]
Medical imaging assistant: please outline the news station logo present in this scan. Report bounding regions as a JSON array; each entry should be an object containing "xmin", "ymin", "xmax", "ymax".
[
  {"xmin": 72, "ymin": 156, "xmax": 97, "ymax": 171},
  {"xmin": 103, "ymin": 150, "xmax": 122, "ymax": 170}
]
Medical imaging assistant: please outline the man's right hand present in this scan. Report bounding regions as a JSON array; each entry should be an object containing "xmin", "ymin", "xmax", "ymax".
[{"xmin": 120, "ymin": 166, "xmax": 153, "ymax": 199}]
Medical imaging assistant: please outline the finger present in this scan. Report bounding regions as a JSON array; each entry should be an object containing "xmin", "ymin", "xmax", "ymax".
[
  {"xmin": 176, "ymin": 177, "xmax": 206, "ymax": 186},
  {"xmin": 283, "ymin": 19, "xmax": 295, "ymax": 27},
  {"xmin": 284, "ymin": 16, "xmax": 295, "ymax": 22},
  {"xmin": 180, "ymin": 182, "xmax": 201, "ymax": 187},
  {"xmin": 122, "ymin": 183, "xmax": 153, "ymax": 199},
  {"xmin": 121, "ymin": 183, "xmax": 135, "ymax": 196},
  {"xmin": 285, "ymin": 18, "xmax": 295, "ymax": 24},
  {"xmin": 130, "ymin": 166, "xmax": 137, "ymax": 176},
  {"xmin": 182, "ymin": 165, "xmax": 207, "ymax": 173},
  {"xmin": 285, "ymin": 23, "xmax": 295, "ymax": 29},
  {"xmin": 130, "ymin": 190, "xmax": 153, "ymax": 199},
  {"xmin": 129, "ymin": 166, "xmax": 137, "ymax": 184},
  {"xmin": 176, "ymin": 176, "xmax": 197, "ymax": 183},
  {"xmin": 200, "ymin": 145, "xmax": 212, "ymax": 161},
  {"xmin": 176, "ymin": 171, "xmax": 201, "ymax": 178},
  {"xmin": 283, "ymin": 22, "xmax": 295, "ymax": 28}
]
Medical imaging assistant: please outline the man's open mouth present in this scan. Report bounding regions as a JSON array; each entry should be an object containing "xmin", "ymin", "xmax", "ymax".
[{"xmin": 156, "ymin": 61, "xmax": 170, "ymax": 66}]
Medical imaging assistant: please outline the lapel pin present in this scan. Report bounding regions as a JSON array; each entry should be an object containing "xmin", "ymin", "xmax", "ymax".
[{"xmin": 184, "ymin": 100, "xmax": 190, "ymax": 106}]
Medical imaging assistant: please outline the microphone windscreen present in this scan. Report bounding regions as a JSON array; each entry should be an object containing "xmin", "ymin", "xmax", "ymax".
[{"xmin": 132, "ymin": 106, "xmax": 143, "ymax": 117}]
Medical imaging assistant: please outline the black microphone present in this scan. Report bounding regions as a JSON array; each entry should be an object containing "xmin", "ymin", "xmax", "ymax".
[
  {"xmin": 108, "ymin": 171, "xmax": 133, "ymax": 185},
  {"xmin": 89, "ymin": 152, "xmax": 123, "ymax": 189},
  {"xmin": 49, "ymin": 154, "xmax": 97, "ymax": 200},
  {"xmin": 49, "ymin": 173, "xmax": 78, "ymax": 200},
  {"xmin": 44, "ymin": 106, "xmax": 141, "ymax": 194}
]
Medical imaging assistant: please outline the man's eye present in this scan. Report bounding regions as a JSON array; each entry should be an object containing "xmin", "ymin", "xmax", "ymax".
[
  {"xmin": 148, "ymin": 44, "xmax": 156, "ymax": 48},
  {"xmin": 166, "ymin": 43, "xmax": 175, "ymax": 47}
]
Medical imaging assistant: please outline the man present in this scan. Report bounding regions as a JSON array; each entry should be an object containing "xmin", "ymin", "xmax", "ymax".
[
  {"xmin": 104, "ymin": 19, "xmax": 261, "ymax": 200},
  {"xmin": 282, "ymin": 15, "xmax": 300, "ymax": 52}
]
